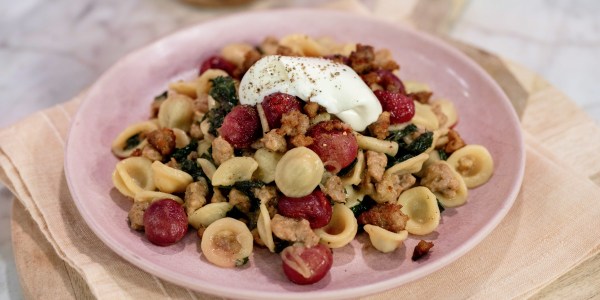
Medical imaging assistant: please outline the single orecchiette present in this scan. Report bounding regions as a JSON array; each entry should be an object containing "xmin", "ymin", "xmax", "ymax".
[
  {"xmin": 172, "ymin": 128, "xmax": 191, "ymax": 148},
  {"xmin": 412, "ymin": 101, "xmax": 439, "ymax": 131},
  {"xmin": 220, "ymin": 43, "xmax": 254, "ymax": 68},
  {"xmin": 133, "ymin": 190, "xmax": 183, "ymax": 204},
  {"xmin": 384, "ymin": 153, "xmax": 429, "ymax": 176},
  {"xmin": 188, "ymin": 202, "xmax": 233, "ymax": 229},
  {"xmin": 151, "ymin": 161, "xmax": 193, "ymax": 193},
  {"xmin": 314, "ymin": 203, "xmax": 358, "ymax": 249},
  {"xmin": 431, "ymin": 99, "xmax": 458, "ymax": 128},
  {"xmin": 111, "ymin": 121, "xmax": 158, "ymax": 158},
  {"xmin": 309, "ymin": 112, "xmax": 331, "ymax": 125},
  {"xmin": 279, "ymin": 34, "xmax": 324, "ymax": 57},
  {"xmin": 274, "ymin": 147, "xmax": 324, "ymax": 197},
  {"xmin": 363, "ymin": 225, "xmax": 408, "ymax": 253},
  {"xmin": 211, "ymin": 157, "xmax": 259, "ymax": 186},
  {"xmin": 197, "ymin": 158, "xmax": 217, "ymax": 181},
  {"xmin": 447, "ymin": 144, "xmax": 494, "ymax": 188},
  {"xmin": 253, "ymin": 148, "xmax": 283, "ymax": 184},
  {"xmin": 112, "ymin": 157, "xmax": 155, "ymax": 198},
  {"xmin": 197, "ymin": 139, "xmax": 212, "ymax": 157},
  {"xmin": 429, "ymin": 161, "xmax": 469, "ymax": 208},
  {"xmin": 256, "ymin": 203, "xmax": 275, "ymax": 252},
  {"xmin": 168, "ymin": 80, "xmax": 198, "ymax": 98},
  {"xmin": 355, "ymin": 134, "xmax": 399, "ymax": 156},
  {"xmin": 403, "ymin": 81, "xmax": 431, "ymax": 94},
  {"xmin": 200, "ymin": 217, "xmax": 253, "ymax": 268},
  {"xmin": 397, "ymin": 187, "xmax": 440, "ymax": 235},
  {"xmin": 158, "ymin": 94, "xmax": 195, "ymax": 132},
  {"xmin": 341, "ymin": 150, "xmax": 365, "ymax": 186},
  {"xmin": 343, "ymin": 185, "xmax": 366, "ymax": 209}
]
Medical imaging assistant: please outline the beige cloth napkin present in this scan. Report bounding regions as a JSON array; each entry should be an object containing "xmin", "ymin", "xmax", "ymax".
[{"xmin": 4, "ymin": 1, "xmax": 600, "ymax": 299}]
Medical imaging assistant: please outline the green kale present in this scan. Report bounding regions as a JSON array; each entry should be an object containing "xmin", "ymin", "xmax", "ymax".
[
  {"xmin": 386, "ymin": 124, "xmax": 418, "ymax": 145},
  {"xmin": 235, "ymin": 257, "xmax": 249, "ymax": 267},
  {"xmin": 154, "ymin": 90, "xmax": 168, "ymax": 101},
  {"xmin": 386, "ymin": 124, "xmax": 433, "ymax": 167},
  {"xmin": 204, "ymin": 76, "xmax": 239, "ymax": 136},
  {"xmin": 437, "ymin": 149, "xmax": 449, "ymax": 161},
  {"xmin": 437, "ymin": 199, "xmax": 446, "ymax": 213},
  {"xmin": 350, "ymin": 196, "xmax": 376, "ymax": 217},
  {"xmin": 170, "ymin": 139, "xmax": 199, "ymax": 162},
  {"xmin": 123, "ymin": 133, "xmax": 141, "ymax": 151},
  {"xmin": 204, "ymin": 107, "xmax": 227, "ymax": 136},
  {"xmin": 209, "ymin": 76, "xmax": 238, "ymax": 108},
  {"xmin": 273, "ymin": 237, "xmax": 293, "ymax": 253},
  {"xmin": 180, "ymin": 159, "xmax": 204, "ymax": 181},
  {"xmin": 337, "ymin": 157, "xmax": 358, "ymax": 177}
]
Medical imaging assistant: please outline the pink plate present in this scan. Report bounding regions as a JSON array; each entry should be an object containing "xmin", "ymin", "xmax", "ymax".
[{"xmin": 65, "ymin": 9, "xmax": 524, "ymax": 300}]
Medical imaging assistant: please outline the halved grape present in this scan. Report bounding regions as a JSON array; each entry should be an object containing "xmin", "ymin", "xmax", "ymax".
[
  {"xmin": 261, "ymin": 92, "xmax": 302, "ymax": 129},
  {"xmin": 219, "ymin": 105, "xmax": 261, "ymax": 148},
  {"xmin": 307, "ymin": 120, "xmax": 358, "ymax": 173},
  {"xmin": 143, "ymin": 199, "xmax": 188, "ymax": 246},
  {"xmin": 281, "ymin": 244, "xmax": 333, "ymax": 285},
  {"xmin": 374, "ymin": 90, "xmax": 415, "ymax": 124},
  {"xmin": 278, "ymin": 189, "xmax": 332, "ymax": 229}
]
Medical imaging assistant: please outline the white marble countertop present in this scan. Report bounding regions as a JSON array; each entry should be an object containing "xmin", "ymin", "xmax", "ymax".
[{"xmin": 1, "ymin": 0, "xmax": 599, "ymax": 298}]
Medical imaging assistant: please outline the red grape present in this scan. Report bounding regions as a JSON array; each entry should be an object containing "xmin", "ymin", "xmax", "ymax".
[
  {"xmin": 219, "ymin": 105, "xmax": 261, "ymax": 148},
  {"xmin": 199, "ymin": 55, "xmax": 237, "ymax": 77},
  {"xmin": 281, "ymin": 244, "xmax": 333, "ymax": 285},
  {"xmin": 307, "ymin": 120, "xmax": 358, "ymax": 173},
  {"xmin": 374, "ymin": 90, "xmax": 415, "ymax": 124},
  {"xmin": 261, "ymin": 92, "xmax": 302, "ymax": 129},
  {"xmin": 278, "ymin": 189, "xmax": 332, "ymax": 229},
  {"xmin": 144, "ymin": 199, "xmax": 188, "ymax": 246}
]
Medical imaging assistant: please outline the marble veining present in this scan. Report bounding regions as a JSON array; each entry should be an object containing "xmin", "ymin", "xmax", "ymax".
[{"xmin": 1, "ymin": 0, "xmax": 599, "ymax": 299}]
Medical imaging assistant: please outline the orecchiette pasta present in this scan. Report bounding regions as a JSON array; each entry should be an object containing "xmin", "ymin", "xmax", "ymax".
[
  {"xmin": 158, "ymin": 94, "xmax": 195, "ymax": 132},
  {"xmin": 384, "ymin": 153, "xmax": 429, "ymax": 176},
  {"xmin": 431, "ymin": 99, "xmax": 458, "ymax": 128},
  {"xmin": 309, "ymin": 112, "xmax": 331, "ymax": 125},
  {"xmin": 212, "ymin": 157, "xmax": 259, "ymax": 186},
  {"xmin": 200, "ymin": 217, "xmax": 253, "ymax": 268},
  {"xmin": 343, "ymin": 185, "xmax": 366, "ymax": 209},
  {"xmin": 412, "ymin": 101, "xmax": 439, "ymax": 131},
  {"xmin": 431, "ymin": 161, "xmax": 469, "ymax": 208},
  {"xmin": 279, "ymin": 34, "xmax": 325, "ymax": 57},
  {"xmin": 134, "ymin": 190, "xmax": 183, "ymax": 204},
  {"xmin": 197, "ymin": 158, "xmax": 217, "ymax": 181},
  {"xmin": 397, "ymin": 187, "xmax": 440, "ymax": 235},
  {"xmin": 340, "ymin": 150, "xmax": 365, "ymax": 186},
  {"xmin": 403, "ymin": 80, "xmax": 431, "ymax": 94},
  {"xmin": 274, "ymin": 147, "xmax": 324, "ymax": 197},
  {"xmin": 112, "ymin": 157, "xmax": 155, "ymax": 198},
  {"xmin": 168, "ymin": 80, "xmax": 198, "ymax": 98},
  {"xmin": 447, "ymin": 144, "xmax": 494, "ymax": 188},
  {"xmin": 314, "ymin": 203, "xmax": 358, "ymax": 249},
  {"xmin": 151, "ymin": 161, "xmax": 193, "ymax": 193},
  {"xmin": 111, "ymin": 121, "xmax": 158, "ymax": 158},
  {"xmin": 363, "ymin": 225, "xmax": 408, "ymax": 253},
  {"xmin": 355, "ymin": 134, "xmax": 399, "ymax": 156},
  {"xmin": 253, "ymin": 148, "xmax": 283, "ymax": 184},
  {"xmin": 256, "ymin": 203, "xmax": 275, "ymax": 252},
  {"xmin": 172, "ymin": 128, "xmax": 191, "ymax": 148},
  {"xmin": 188, "ymin": 202, "xmax": 233, "ymax": 229},
  {"xmin": 220, "ymin": 43, "xmax": 254, "ymax": 68}
]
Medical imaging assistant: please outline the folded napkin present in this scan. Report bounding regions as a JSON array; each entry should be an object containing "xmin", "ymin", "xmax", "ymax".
[{"xmin": 4, "ymin": 1, "xmax": 600, "ymax": 299}]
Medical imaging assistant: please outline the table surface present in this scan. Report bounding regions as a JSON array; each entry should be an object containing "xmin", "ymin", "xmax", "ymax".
[{"xmin": 1, "ymin": 1, "xmax": 599, "ymax": 299}]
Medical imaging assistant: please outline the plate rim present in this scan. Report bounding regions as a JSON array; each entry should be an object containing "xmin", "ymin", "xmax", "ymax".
[{"xmin": 65, "ymin": 8, "xmax": 525, "ymax": 300}]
